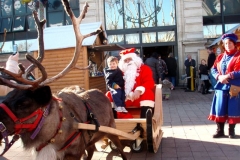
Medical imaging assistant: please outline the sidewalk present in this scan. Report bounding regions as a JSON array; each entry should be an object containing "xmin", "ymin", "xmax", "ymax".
[{"xmin": 1, "ymin": 88, "xmax": 240, "ymax": 160}]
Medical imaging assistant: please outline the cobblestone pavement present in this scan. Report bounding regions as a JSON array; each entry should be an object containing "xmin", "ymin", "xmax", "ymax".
[{"xmin": 1, "ymin": 88, "xmax": 240, "ymax": 160}]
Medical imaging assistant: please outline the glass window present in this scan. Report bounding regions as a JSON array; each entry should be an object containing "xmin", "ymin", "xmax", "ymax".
[
  {"xmin": 15, "ymin": 40, "xmax": 26, "ymax": 51},
  {"xmin": 108, "ymin": 34, "xmax": 124, "ymax": 44},
  {"xmin": 125, "ymin": 33, "xmax": 139, "ymax": 44},
  {"xmin": 124, "ymin": 0, "xmax": 139, "ymax": 28},
  {"xmin": 223, "ymin": 0, "xmax": 240, "ymax": 15},
  {"xmin": 203, "ymin": 24, "xmax": 222, "ymax": 38},
  {"xmin": 13, "ymin": 0, "xmax": 26, "ymax": 15},
  {"xmin": 139, "ymin": 0, "xmax": 156, "ymax": 28},
  {"xmin": 225, "ymin": 23, "xmax": 240, "ymax": 32},
  {"xmin": 48, "ymin": 12, "xmax": 63, "ymax": 27},
  {"xmin": 1, "ymin": 0, "xmax": 13, "ymax": 16},
  {"xmin": 104, "ymin": 0, "xmax": 124, "ymax": 30},
  {"xmin": 27, "ymin": 0, "xmax": 37, "ymax": 13},
  {"xmin": 65, "ymin": 9, "xmax": 79, "ymax": 25},
  {"xmin": 157, "ymin": 0, "xmax": 175, "ymax": 26},
  {"xmin": 27, "ymin": 39, "xmax": 36, "ymax": 52},
  {"xmin": 27, "ymin": 14, "xmax": 36, "ymax": 31},
  {"xmin": 0, "ymin": 17, "xmax": 12, "ymax": 32},
  {"xmin": 0, "ymin": 41, "xmax": 12, "ymax": 53},
  {"xmin": 68, "ymin": 0, "xmax": 79, "ymax": 8},
  {"xmin": 47, "ymin": 0, "xmax": 63, "ymax": 11},
  {"xmin": 142, "ymin": 32, "xmax": 156, "ymax": 43},
  {"xmin": 13, "ymin": 15, "xmax": 25, "ymax": 31},
  {"xmin": 158, "ymin": 31, "xmax": 175, "ymax": 42}
]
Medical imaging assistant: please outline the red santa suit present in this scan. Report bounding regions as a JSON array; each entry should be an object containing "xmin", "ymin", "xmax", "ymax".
[
  {"xmin": 119, "ymin": 48, "xmax": 155, "ymax": 108},
  {"xmin": 125, "ymin": 64, "xmax": 155, "ymax": 107}
]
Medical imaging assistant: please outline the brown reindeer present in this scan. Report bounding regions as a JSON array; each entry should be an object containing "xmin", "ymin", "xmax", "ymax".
[{"xmin": 0, "ymin": 1, "xmax": 127, "ymax": 160}]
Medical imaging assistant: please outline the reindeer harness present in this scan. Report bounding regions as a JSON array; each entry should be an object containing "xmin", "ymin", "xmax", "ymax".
[{"xmin": 0, "ymin": 98, "xmax": 100, "ymax": 155}]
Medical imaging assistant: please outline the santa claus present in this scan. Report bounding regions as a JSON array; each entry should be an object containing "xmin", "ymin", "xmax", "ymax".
[{"xmin": 118, "ymin": 48, "xmax": 155, "ymax": 118}]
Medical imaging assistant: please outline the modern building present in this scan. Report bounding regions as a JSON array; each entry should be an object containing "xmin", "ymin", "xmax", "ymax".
[{"xmin": 1, "ymin": 0, "xmax": 240, "ymax": 85}]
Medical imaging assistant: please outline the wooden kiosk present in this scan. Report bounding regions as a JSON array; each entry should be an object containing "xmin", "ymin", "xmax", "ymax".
[{"xmin": 29, "ymin": 22, "xmax": 123, "ymax": 93}]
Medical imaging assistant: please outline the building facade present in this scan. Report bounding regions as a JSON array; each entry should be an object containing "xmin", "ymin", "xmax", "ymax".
[{"xmin": 1, "ymin": 0, "xmax": 240, "ymax": 85}]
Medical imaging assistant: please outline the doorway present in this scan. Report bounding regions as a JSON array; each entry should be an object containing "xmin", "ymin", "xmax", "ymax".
[{"xmin": 142, "ymin": 46, "xmax": 174, "ymax": 62}]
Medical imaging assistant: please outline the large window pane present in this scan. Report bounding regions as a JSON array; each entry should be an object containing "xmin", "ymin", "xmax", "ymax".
[
  {"xmin": 157, "ymin": 0, "xmax": 175, "ymax": 26},
  {"xmin": 47, "ymin": 0, "xmax": 63, "ymax": 11},
  {"xmin": 27, "ymin": 39, "xmax": 36, "ymax": 52},
  {"xmin": 223, "ymin": 0, "xmax": 240, "ymax": 15},
  {"xmin": 0, "ymin": 41, "xmax": 12, "ymax": 53},
  {"xmin": 48, "ymin": 12, "xmax": 63, "ymax": 27},
  {"xmin": 124, "ymin": 0, "xmax": 139, "ymax": 28},
  {"xmin": 158, "ymin": 31, "xmax": 175, "ymax": 42},
  {"xmin": 15, "ymin": 40, "xmax": 26, "ymax": 52},
  {"xmin": 14, "ymin": 0, "xmax": 26, "ymax": 15},
  {"xmin": 0, "ymin": 18, "xmax": 12, "ymax": 32},
  {"xmin": 203, "ymin": 24, "xmax": 222, "ymax": 38},
  {"xmin": 142, "ymin": 32, "xmax": 156, "ymax": 43},
  {"xmin": 27, "ymin": 14, "xmax": 36, "ymax": 31},
  {"xmin": 108, "ymin": 35, "xmax": 124, "ymax": 44},
  {"xmin": 13, "ymin": 16, "xmax": 25, "ymax": 31},
  {"xmin": 104, "ymin": 0, "xmax": 124, "ymax": 30},
  {"xmin": 225, "ymin": 23, "xmax": 240, "ymax": 32},
  {"xmin": 125, "ymin": 33, "xmax": 139, "ymax": 44},
  {"xmin": 1, "ymin": 0, "xmax": 13, "ymax": 16}
]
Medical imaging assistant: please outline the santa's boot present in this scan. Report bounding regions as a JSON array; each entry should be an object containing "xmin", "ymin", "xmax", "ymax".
[
  {"xmin": 229, "ymin": 124, "xmax": 236, "ymax": 139},
  {"xmin": 213, "ymin": 122, "xmax": 225, "ymax": 138},
  {"xmin": 140, "ymin": 106, "xmax": 153, "ymax": 118}
]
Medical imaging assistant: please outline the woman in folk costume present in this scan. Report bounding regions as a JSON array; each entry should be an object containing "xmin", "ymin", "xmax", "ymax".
[
  {"xmin": 118, "ymin": 48, "xmax": 155, "ymax": 118},
  {"xmin": 208, "ymin": 33, "xmax": 240, "ymax": 138}
]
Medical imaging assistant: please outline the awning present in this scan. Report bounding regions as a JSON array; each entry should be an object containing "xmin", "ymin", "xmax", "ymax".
[
  {"xmin": 88, "ymin": 44, "xmax": 125, "ymax": 52},
  {"xmin": 208, "ymin": 24, "xmax": 240, "ymax": 47}
]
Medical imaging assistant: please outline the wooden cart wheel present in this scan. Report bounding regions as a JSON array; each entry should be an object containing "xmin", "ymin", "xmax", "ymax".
[
  {"xmin": 130, "ymin": 141, "xmax": 143, "ymax": 153},
  {"xmin": 109, "ymin": 141, "xmax": 118, "ymax": 151},
  {"xmin": 146, "ymin": 109, "xmax": 154, "ymax": 152}
]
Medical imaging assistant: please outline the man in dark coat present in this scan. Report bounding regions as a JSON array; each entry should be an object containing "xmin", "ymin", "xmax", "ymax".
[
  {"xmin": 145, "ymin": 52, "xmax": 161, "ymax": 84},
  {"xmin": 207, "ymin": 47, "xmax": 217, "ymax": 91},
  {"xmin": 184, "ymin": 54, "xmax": 196, "ymax": 90},
  {"xmin": 165, "ymin": 53, "xmax": 177, "ymax": 87}
]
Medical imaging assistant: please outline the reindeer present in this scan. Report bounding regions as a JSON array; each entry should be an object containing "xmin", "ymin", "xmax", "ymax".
[{"xmin": 0, "ymin": 1, "xmax": 127, "ymax": 160}]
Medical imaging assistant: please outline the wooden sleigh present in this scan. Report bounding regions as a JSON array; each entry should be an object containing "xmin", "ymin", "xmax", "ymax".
[{"xmin": 74, "ymin": 84, "xmax": 163, "ymax": 153}]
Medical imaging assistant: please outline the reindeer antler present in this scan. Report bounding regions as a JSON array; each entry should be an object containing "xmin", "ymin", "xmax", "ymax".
[
  {"xmin": 24, "ymin": 11, "xmax": 46, "ymax": 79},
  {"xmin": 0, "ymin": 29, "xmax": 7, "ymax": 53},
  {"xmin": 0, "ymin": 54, "xmax": 47, "ymax": 90},
  {"xmin": 40, "ymin": 1, "xmax": 102, "ymax": 85}
]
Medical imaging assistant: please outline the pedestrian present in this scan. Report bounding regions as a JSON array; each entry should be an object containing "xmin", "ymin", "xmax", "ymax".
[
  {"xmin": 199, "ymin": 59, "xmax": 211, "ymax": 94},
  {"xmin": 145, "ymin": 52, "xmax": 161, "ymax": 84},
  {"xmin": 208, "ymin": 33, "xmax": 240, "ymax": 139},
  {"xmin": 158, "ymin": 55, "xmax": 168, "ymax": 80},
  {"xmin": 207, "ymin": 46, "xmax": 217, "ymax": 91},
  {"xmin": 103, "ymin": 56, "xmax": 127, "ymax": 113},
  {"xmin": 165, "ymin": 53, "xmax": 177, "ymax": 87},
  {"xmin": 184, "ymin": 54, "xmax": 196, "ymax": 91}
]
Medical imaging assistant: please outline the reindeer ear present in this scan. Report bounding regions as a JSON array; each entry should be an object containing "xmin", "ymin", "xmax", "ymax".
[{"xmin": 33, "ymin": 86, "xmax": 52, "ymax": 105}]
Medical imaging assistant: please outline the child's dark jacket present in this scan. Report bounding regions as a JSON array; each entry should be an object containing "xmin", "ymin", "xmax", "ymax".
[{"xmin": 103, "ymin": 67, "xmax": 124, "ymax": 89}]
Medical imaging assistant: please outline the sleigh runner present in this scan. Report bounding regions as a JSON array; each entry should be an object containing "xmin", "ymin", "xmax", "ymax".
[{"xmin": 74, "ymin": 84, "xmax": 163, "ymax": 153}]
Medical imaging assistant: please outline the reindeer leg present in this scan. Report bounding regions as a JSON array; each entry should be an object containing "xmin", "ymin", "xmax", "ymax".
[
  {"xmin": 84, "ymin": 132, "xmax": 105, "ymax": 160},
  {"xmin": 106, "ymin": 134, "xmax": 127, "ymax": 160}
]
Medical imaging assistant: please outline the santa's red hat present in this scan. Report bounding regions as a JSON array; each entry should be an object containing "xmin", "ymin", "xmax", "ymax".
[{"xmin": 119, "ymin": 48, "xmax": 137, "ymax": 60}]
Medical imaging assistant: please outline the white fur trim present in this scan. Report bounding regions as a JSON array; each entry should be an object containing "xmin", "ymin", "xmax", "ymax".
[
  {"xmin": 135, "ymin": 86, "xmax": 145, "ymax": 95},
  {"xmin": 140, "ymin": 100, "xmax": 155, "ymax": 107},
  {"xmin": 121, "ymin": 53, "xmax": 137, "ymax": 60},
  {"xmin": 111, "ymin": 102, "xmax": 115, "ymax": 108}
]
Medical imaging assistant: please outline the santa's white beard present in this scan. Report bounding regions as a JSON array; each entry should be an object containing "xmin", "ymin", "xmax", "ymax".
[{"xmin": 123, "ymin": 61, "xmax": 139, "ymax": 96}]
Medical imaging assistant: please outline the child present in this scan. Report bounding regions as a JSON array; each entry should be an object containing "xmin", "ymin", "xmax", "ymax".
[
  {"xmin": 161, "ymin": 77, "xmax": 174, "ymax": 100},
  {"xmin": 103, "ymin": 56, "xmax": 127, "ymax": 113}
]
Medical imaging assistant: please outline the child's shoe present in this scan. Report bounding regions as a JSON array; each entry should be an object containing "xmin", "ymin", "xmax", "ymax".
[
  {"xmin": 115, "ymin": 107, "xmax": 122, "ymax": 112},
  {"xmin": 121, "ymin": 107, "xmax": 128, "ymax": 113}
]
